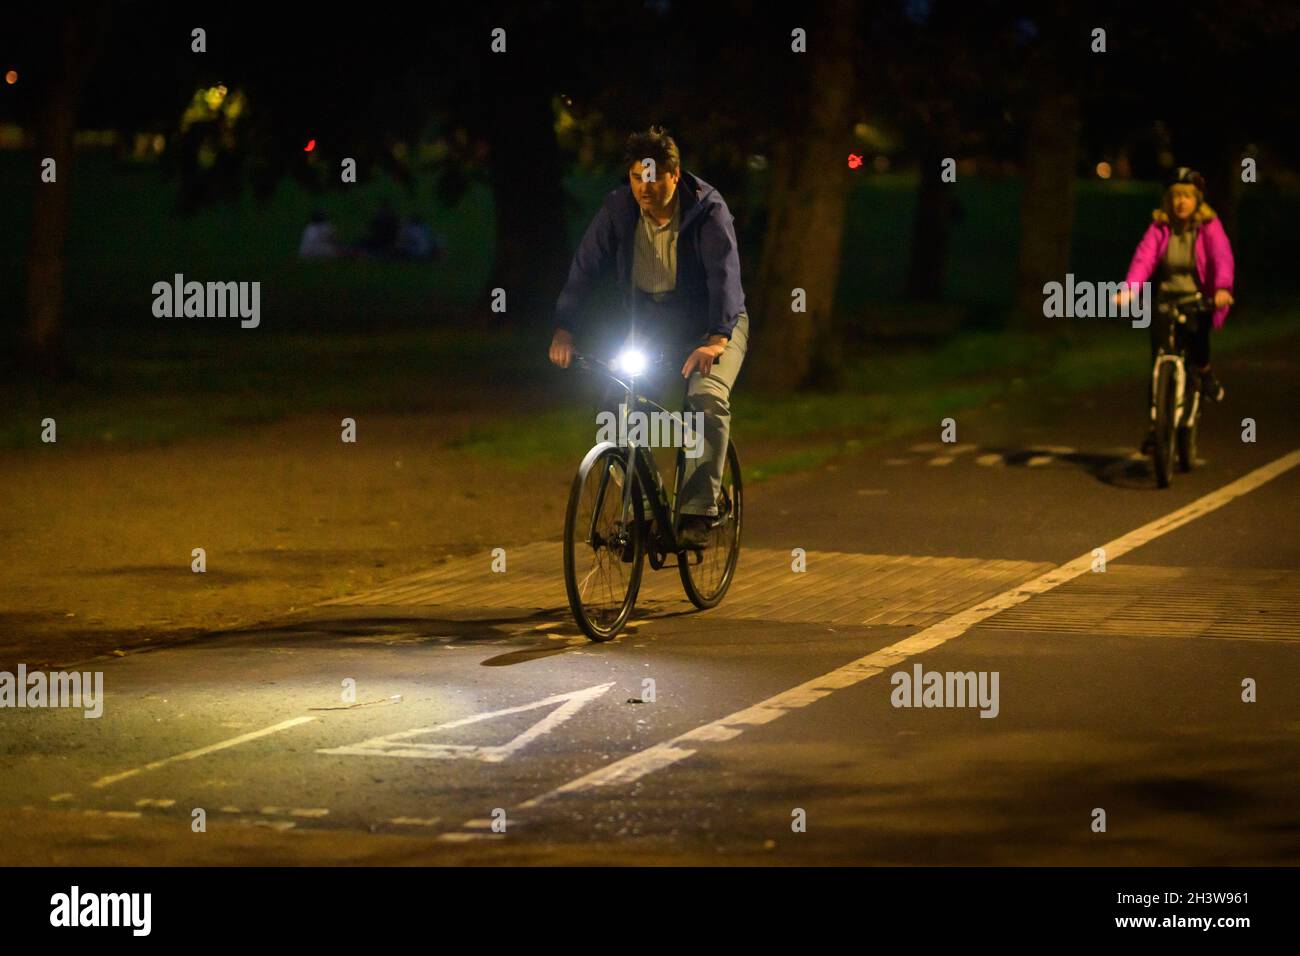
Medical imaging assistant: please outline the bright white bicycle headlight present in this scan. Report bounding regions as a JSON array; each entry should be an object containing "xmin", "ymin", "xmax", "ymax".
[{"xmin": 613, "ymin": 348, "xmax": 648, "ymax": 376}]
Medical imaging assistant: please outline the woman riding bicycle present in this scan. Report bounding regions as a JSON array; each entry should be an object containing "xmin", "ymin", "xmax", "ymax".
[{"xmin": 1117, "ymin": 167, "xmax": 1235, "ymax": 453}]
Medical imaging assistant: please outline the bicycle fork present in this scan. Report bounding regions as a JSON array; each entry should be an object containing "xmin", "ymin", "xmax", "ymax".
[
  {"xmin": 585, "ymin": 444, "xmax": 661, "ymax": 551},
  {"xmin": 1151, "ymin": 353, "xmax": 1187, "ymax": 427}
]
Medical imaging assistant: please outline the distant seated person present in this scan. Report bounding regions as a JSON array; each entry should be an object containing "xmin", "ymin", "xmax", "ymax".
[
  {"xmin": 355, "ymin": 199, "xmax": 401, "ymax": 257},
  {"xmin": 298, "ymin": 210, "xmax": 343, "ymax": 259},
  {"xmin": 394, "ymin": 214, "xmax": 447, "ymax": 261}
]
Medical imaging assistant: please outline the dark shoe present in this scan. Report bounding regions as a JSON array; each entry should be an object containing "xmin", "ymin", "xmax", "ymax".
[
  {"xmin": 677, "ymin": 515, "xmax": 713, "ymax": 550},
  {"xmin": 1140, "ymin": 427, "xmax": 1156, "ymax": 455},
  {"xmin": 1199, "ymin": 368, "xmax": 1225, "ymax": 402}
]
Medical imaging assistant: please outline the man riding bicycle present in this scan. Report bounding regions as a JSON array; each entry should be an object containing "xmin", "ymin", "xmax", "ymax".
[{"xmin": 548, "ymin": 126, "xmax": 751, "ymax": 549}]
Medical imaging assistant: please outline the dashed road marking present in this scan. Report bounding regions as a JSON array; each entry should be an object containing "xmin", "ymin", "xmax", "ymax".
[
  {"xmin": 259, "ymin": 806, "xmax": 330, "ymax": 818},
  {"xmin": 928, "ymin": 443, "xmax": 976, "ymax": 465},
  {"xmin": 886, "ymin": 445, "xmax": 1087, "ymax": 467},
  {"xmin": 435, "ymin": 831, "xmax": 498, "ymax": 843}
]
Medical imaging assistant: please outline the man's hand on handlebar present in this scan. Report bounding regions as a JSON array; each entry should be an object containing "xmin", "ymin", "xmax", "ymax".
[
  {"xmin": 682, "ymin": 335, "xmax": 728, "ymax": 379},
  {"xmin": 549, "ymin": 328, "xmax": 575, "ymax": 369}
]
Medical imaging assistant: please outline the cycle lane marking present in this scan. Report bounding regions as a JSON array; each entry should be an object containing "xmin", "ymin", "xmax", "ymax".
[
  {"xmin": 504, "ymin": 447, "xmax": 1300, "ymax": 809},
  {"xmin": 318, "ymin": 682, "xmax": 615, "ymax": 762}
]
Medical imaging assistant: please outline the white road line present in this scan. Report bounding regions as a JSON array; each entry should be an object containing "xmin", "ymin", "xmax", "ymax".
[
  {"xmin": 975, "ymin": 454, "xmax": 1004, "ymax": 467},
  {"xmin": 517, "ymin": 449, "xmax": 1300, "ymax": 809},
  {"xmin": 90, "ymin": 716, "xmax": 318, "ymax": 788}
]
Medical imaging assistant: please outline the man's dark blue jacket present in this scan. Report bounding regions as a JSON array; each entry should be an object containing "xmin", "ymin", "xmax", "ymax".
[{"xmin": 553, "ymin": 171, "xmax": 747, "ymax": 341}]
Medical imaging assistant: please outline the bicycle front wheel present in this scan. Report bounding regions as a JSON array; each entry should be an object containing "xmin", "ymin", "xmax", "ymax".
[
  {"xmin": 563, "ymin": 443, "xmax": 644, "ymax": 641},
  {"xmin": 678, "ymin": 440, "xmax": 743, "ymax": 609},
  {"xmin": 1153, "ymin": 362, "xmax": 1177, "ymax": 488}
]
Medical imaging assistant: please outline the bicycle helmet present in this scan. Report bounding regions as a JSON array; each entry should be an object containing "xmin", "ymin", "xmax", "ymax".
[{"xmin": 1164, "ymin": 166, "xmax": 1206, "ymax": 194}]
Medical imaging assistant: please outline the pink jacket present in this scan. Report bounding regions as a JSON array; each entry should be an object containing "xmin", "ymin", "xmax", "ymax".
[{"xmin": 1124, "ymin": 216, "xmax": 1235, "ymax": 329}]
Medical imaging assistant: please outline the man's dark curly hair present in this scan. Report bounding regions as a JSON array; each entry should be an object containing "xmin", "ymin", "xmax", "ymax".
[{"xmin": 622, "ymin": 125, "xmax": 680, "ymax": 176}]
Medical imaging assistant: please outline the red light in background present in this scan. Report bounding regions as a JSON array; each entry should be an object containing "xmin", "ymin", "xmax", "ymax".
[
  {"xmin": 304, "ymin": 139, "xmax": 316, "ymax": 152},
  {"xmin": 4, "ymin": 70, "xmax": 16, "ymax": 85}
]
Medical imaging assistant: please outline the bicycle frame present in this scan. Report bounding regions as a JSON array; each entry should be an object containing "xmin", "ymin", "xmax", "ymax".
[
  {"xmin": 576, "ymin": 352, "xmax": 704, "ymax": 560},
  {"xmin": 1150, "ymin": 297, "xmax": 1208, "ymax": 433}
]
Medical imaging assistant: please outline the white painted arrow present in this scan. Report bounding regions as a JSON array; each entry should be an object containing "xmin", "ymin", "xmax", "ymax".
[{"xmin": 318, "ymin": 683, "xmax": 616, "ymax": 763}]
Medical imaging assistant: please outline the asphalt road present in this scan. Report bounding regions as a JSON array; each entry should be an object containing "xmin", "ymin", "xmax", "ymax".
[{"xmin": 2, "ymin": 334, "xmax": 1298, "ymax": 865}]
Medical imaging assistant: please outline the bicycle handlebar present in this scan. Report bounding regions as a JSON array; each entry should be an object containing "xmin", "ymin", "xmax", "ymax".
[
  {"xmin": 568, "ymin": 348, "xmax": 721, "ymax": 374},
  {"xmin": 1157, "ymin": 291, "xmax": 1215, "ymax": 315}
]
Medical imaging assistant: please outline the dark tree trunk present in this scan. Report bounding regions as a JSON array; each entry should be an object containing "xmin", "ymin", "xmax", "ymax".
[
  {"xmin": 905, "ymin": 148, "xmax": 957, "ymax": 301},
  {"xmin": 482, "ymin": 85, "xmax": 572, "ymax": 327},
  {"xmin": 747, "ymin": 0, "xmax": 857, "ymax": 391},
  {"xmin": 1202, "ymin": 139, "xmax": 1242, "ymax": 242},
  {"xmin": 23, "ymin": 9, "xmax": 105, "ymax": 376},
  {"xmin": 1012, "ymin": 87, "xmax": 1080, "ymax": 326}
]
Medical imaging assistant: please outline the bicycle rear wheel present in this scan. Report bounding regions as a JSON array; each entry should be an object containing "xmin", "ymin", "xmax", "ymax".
[
  {"xmin": 563, "ymin": 443, "xmax": 644, "ymax": 641},
  {"xmin": 678, "ymin": 440, "xmax": 743, "ymax": 609},
  {"xmin": 1153, "ymin": 362, "xmax": 1177, "ymax": 488}
]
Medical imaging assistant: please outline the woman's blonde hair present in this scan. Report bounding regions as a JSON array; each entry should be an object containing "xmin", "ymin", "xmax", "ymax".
[{"xmin": 1153, "ymin": 183, "xmax": 1216, "ymax": 224}]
